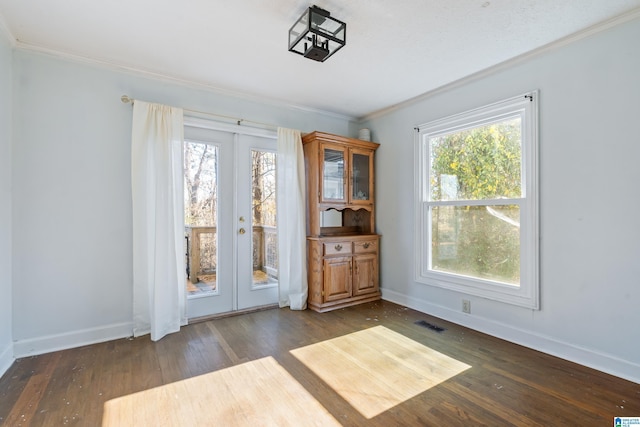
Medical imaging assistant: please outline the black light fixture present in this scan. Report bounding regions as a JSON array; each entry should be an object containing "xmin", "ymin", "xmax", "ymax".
[{"xmin": 288, "ymin": 5, "xmax": 346, "ymax": 62}]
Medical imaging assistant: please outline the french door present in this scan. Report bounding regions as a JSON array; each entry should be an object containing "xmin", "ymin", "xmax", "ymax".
[{"xmin": 183, "ymin": 119, "xmax": 278, "ymax": 318}]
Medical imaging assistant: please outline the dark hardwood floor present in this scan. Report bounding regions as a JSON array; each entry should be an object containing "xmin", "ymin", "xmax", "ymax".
[{"xmin": 1, "ymin": 300, "xmax": 638, "ymax": 426}]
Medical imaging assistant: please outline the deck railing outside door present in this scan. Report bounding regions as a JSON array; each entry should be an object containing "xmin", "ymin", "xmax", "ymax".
[{"xmin": 186, "ymin": 225, "xmax": 278, "ymax": 283}]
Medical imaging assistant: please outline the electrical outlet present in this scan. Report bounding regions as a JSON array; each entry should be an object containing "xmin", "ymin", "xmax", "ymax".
[{"xmin": 462, "ymin": 299, "xmax": 471, "ymax": 314}]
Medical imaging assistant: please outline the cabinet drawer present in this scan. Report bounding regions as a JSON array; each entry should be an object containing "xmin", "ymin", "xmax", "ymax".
[
  {"xmin": 324, "ymin": 241, "xmax": 352, "ymax": 256},
  {"xmin": 354, "ymin": 239, "xmax": 378, "ymax": 254}
]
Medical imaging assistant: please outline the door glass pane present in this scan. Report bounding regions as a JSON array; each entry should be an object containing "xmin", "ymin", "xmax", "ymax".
[
  {"xmin": 323, "ymin": 148, "xmax": 344, "ymax": 200},
  {"xmin": 251, "ymin": 150, "xmax": 278, "ymax": 288},
  {"xmin": 431, "ymin": 204, "xmax": 520, "ymax": 285},
  {"xmin": 184, "ymin": 141, "xmax": 218, "ymax": 297},
  {"xmin": 352, "ymin": 153, "xmax": 370, "ymax": 200}
]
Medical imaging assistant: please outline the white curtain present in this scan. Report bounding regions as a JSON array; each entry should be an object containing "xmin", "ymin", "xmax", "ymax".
[
  {"xmin": 131, "ymin": 101, "xmax": 187, "ymax": 341},
  {"xmin": 276, "ymin": 128, "xmax": 308, "ymax": 310}
]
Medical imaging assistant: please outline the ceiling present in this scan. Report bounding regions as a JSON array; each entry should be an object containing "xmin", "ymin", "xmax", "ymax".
[{"xmin": 1, "ymin": 0, "xmax": 639, "ymax": 119}]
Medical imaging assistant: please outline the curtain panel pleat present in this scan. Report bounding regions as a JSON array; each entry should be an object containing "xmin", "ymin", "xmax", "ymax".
[
  {"xmin": 276, "ymin": 127, "xmax": 308, "ymax": 309},
  {"xmin": 131, "ymin": 101, "xmax": 186, "ymax": 341}
]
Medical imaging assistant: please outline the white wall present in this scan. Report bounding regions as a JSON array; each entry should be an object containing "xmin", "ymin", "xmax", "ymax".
[
  {"xmin": 11, "ymin": 50, "xmax": 355, "ymax": 356},
  {"xmin": 8, "ymin": 13, "xmax": 639, "ymax": 386},
  {"xmin": 0, "ymin": 27, "xmax": 14, "ymax": 377},
  {"xmin": 366, "ymin": 16, "xmax": 640, "ymax": 383}
]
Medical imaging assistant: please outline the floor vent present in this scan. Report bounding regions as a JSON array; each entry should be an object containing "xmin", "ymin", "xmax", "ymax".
[{"xmin": 414, "ymin": 320, "xmax": 445, "ymax": 333}]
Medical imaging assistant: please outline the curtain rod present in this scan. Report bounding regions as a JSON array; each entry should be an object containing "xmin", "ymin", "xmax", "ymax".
[{"xmin": 120, "ymin": 95, "xmax": 278, "ymax": 131}]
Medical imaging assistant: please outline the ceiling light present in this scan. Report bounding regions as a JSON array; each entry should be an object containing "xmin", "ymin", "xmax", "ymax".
[{"xmin": 288, "ymin": 5, "xmax": 346, "ymax": 62}]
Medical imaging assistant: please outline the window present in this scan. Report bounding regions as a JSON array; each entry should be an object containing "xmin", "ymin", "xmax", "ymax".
[{"xmin": 415, "ymin": 92, "xmax": 539, "ymax": 308}]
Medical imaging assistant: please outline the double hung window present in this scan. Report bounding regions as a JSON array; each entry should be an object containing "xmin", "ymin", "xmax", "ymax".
[{"xmin": 415, "ymin": 92, "xmax": 539, "ymax": 308}]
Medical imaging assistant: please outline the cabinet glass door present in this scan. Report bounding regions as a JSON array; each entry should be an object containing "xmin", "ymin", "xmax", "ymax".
[
  {"xmin": 350, "ymin": 149, "xmax": 373, "ymax": 204},
  {"xmin": 322, "ymin": 146, "xmax": 346, "ymax": 202}
]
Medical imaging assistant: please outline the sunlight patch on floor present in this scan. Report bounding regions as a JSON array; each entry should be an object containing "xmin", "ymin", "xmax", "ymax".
[
  {"xmin": 102, "ymin": 356, "xmax": 340, "ymax": 426},
  {"xmin": 290, "ymin": 325, "xmax": 472, "ymax": 419}
]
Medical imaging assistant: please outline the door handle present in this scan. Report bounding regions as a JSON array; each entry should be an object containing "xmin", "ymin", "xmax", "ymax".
[{"xmin": 239, "ymin": 228, "xmax": 246, "ymax": 235}]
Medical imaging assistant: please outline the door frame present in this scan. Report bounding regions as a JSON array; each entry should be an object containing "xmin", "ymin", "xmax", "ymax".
[{"xmin": 184, "ymin": 116, "xmax": 278, "ymax": 319}]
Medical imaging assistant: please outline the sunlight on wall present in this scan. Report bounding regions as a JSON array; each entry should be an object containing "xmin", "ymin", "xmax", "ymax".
[
  {"xmin": 290, "ymin": 325, "xmax": 472, "ymax": 419},
  {"xmin": 102, "ymin": 356, "xmax": 340, "ymax": 426}
]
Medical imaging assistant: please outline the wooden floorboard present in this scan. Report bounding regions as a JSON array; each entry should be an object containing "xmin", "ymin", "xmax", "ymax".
[{"xmin": 0, "ymin": 300, "xmax": 638, "ymax": 426}]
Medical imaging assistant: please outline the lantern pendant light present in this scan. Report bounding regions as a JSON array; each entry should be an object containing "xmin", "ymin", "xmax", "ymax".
[{"xmin": 288, "ymin": 5, "xmax": 346, "ymax": 62}]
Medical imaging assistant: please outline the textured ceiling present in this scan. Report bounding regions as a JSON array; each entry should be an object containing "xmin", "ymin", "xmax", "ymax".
[{"xmin": 1, "ymin": 0, "xmax": 639, "ymax": 118}]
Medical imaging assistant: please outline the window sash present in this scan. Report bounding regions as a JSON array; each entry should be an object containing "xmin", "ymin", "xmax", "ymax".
[{"xmin": 422, "ymin": 201, "xmax": 522, "ymax": 283}]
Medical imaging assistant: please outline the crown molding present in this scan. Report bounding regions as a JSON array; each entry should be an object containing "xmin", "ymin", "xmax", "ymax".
[
  {"xmin": 13, "ymin": 40, "xmax": 357, "ymax": 123},
  {"xmin": 360, "ymin": 6, "xmax": 640, "ymax": 122},
  {"xmin": 0, "ymin": 11, "xmax": 16, "ymax": 47}
]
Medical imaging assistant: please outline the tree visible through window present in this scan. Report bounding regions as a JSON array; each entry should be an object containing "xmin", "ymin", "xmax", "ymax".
[
  {"xmin": 251, "ymin": 150, "xmax": 278, "ymax": 277},
  {"xmin": 184, "ymin": 141, "xmax": 218, "ymax": 292},
  {"xmin": 430, "ymin": 118, "xmax": 521, "ymax": 284},
  {"xmin": 415, "ymin": 92, "xmax": 539, "ymax": 308}
]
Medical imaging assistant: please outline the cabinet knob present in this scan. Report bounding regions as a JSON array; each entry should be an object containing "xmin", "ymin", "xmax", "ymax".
[
  {"xmin": 363, "ymin": 243, "xmax": 370, "ymax": 249},
  {"xmin": 335, "ymin": 244, "xmax": 342, "ymax": 251}
]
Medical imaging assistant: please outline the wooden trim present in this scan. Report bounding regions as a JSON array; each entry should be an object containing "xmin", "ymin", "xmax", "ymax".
[
  {"xmin": 188, "ymin": 304, "xmax": 279, "ymax": 324},
  {"xmin": 307, "ymin": 292, "xmax": 382, "ymax": 312},
  {"xmin": 302, "ymin": 131, "xmax": 380, "ymax": 150}
]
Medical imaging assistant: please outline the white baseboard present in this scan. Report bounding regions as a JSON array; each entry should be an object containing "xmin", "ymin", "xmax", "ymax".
[
  {"xmin": 0, "ymin": 342, "xmax": 14, "ymax": 379},
  {"xmin": 13, "ymin": 322, "xmax": 133, "ymax": 358},
  {"xmin": 382, "ymin": 289, "xmax": 640, "ymax": 385}
]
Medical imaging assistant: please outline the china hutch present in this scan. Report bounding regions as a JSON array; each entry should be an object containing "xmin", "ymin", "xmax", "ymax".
[{"xmin": 302, "ymin": 131, "xmax": 381, "ymax": 312}]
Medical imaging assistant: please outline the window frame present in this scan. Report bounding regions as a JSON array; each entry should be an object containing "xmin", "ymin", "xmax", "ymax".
[{"xmin": 414, "ymin": 91, "xmax": 539, "ymax": 309}]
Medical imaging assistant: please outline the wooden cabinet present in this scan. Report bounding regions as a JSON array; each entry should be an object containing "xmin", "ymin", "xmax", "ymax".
[
  {"xmin": 303, "ymin": 131, "xmax": 379, "ymax": 236},
  {"xmin": 303, "ymin": 131, "xmax": 381, "ymax": 312},
  {"xmin": 319, "ymin": 143, "xmax": 375, "ymax": 207},
  {"xmin": 307, "ymin": 235, "xmax": 380, "ymax": 312}
]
